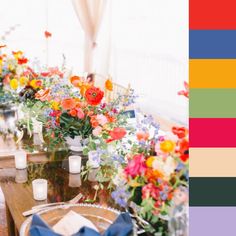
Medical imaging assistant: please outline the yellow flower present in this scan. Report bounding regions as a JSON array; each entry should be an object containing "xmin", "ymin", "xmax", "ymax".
[
  {"xmin": 10, "ymin": 78, "xmax": 18, "ymax": 90},
  {"xmin": 146, "ymin": 156, "xmax": 156, "ymax": 168},
  {"xmin": 51, "ymin": 101, "xmax": 60, "ymax": 110},
  {"xmin": 105, "ymin": 79, "xmax": 113, "ymax": 91},
  {"xmin": 160, "ymin": 140, "xmax": 175, "ymax": 153},
  {"xmin": 13, "ymin": 51, "xmax": 23, "ymax": 59},
  {"xmin": 19, "ymin": 76, "xmax": 28, "ymax": 86},
  {"xmin": 30, "ymin": 79, "xmax": 42, "ymax": 89}
]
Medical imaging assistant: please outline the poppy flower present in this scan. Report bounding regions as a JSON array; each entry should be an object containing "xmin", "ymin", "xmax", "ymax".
[
  {"xmin": 178, "ymin": 139, "xmax": 189, "ymax": 162},
  {"xmin": 160, "ymin": 140, "xmax": 175, "ymax": 153},
  {"xmin": 18, "ymin": 57, "xmax": 28, "ymax": 65},
  {"xmin": 70, "ymin": 75, "xmax": 81, "ymax": 88},
  {"xmin": 85, "ymin": 86, "xmax": 104, "ymax": 106},
  {"xmin": 105, "ymin": 79, "xmax": 113, "ymax": 91},
  {"xmin": 172, "ymin": 126, "xmax": 188, "ymax": 139},
  {"xmin": 61, "ymin": 98, "xmax": 76, "ymax": 110},
  {"xmin": 44, "ymin": 31, "xmax": 52, "ymax": 38},
  {"xmin": 107, "ymin": 127, "xmax": 126, "ymax": 142}
]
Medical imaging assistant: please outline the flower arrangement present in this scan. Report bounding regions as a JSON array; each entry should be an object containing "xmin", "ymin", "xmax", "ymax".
[
  {"xmin": 111, "ymin": 115, "xmax": 189, "ymax": 235},
  {"xmin": 0, "ymin": 50, "xmax": 30, "ymax": 106},
  {"xmin": 35, "ymin": 74, "xmax": 132, "ymax": 150}
]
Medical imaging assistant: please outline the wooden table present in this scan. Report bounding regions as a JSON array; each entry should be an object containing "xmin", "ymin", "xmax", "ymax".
[{"xmin": 0, "ymin": 153, "xmax": 116, "ymax": 236}]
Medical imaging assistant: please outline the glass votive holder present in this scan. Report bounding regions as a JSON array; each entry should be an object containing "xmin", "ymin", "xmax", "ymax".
[
  {"xmin": 69, "ymin": 174, "xmax": 81, "ymax": 188},
  {"xmin": 88, "ymin": 168, "xmax": 99, "ymax": 182},
  {"xmin": 15, "ymin": 169, "xmax": 28, "ymax": 183},
  {"xmin": 32, "ymin": 179, "xmax": 48, "ymax": 201},
  {"xmin": 69, "ymin": 156, "xmax": 82, "ymax": 174},
  {"xmin": 88, "ymin": 151, "xmax": 100, "ymax": 168},
  {"xmin": 14, "ymin": 150, "xmax": 27, "ymax": 169}
]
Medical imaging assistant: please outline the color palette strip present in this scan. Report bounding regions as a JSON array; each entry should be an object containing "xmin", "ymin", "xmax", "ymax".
[
  {"xmin": 190, "ymin": 0, "xmax": 236, "ymax": 234},
  {"xmin": 190, "ymin": 89, "xmax": 236, "ymax": 118},
  {"xmin": 190, "ymin": 118, "xmax": 236, "ymax": 147},
  {"xmin": 190, "ymin": 148, "xmax": 236, "ymax": 177},
  {"xmin": 190, "ymin": 59, "xmax": 236, "ymax": 88},
  {"xmin": 190, "ymin": 0, "xmax": 236, "ymax": 29},
  {"xmin": 190, "ymin": 207, "xmax": 236, "ymax": 236},
  {"xmin": 190, "ymin": 30, "xmax": 236, "ymax": 58}
]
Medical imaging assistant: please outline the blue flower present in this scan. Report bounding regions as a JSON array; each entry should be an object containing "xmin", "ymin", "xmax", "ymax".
[{"xmin": 111, "ymin": 187, "xmax": 130, "ymax": 208}]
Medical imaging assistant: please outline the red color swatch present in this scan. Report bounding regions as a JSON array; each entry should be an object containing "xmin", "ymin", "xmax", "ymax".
[{"xmin": 190, "ymin": 0, "xmax": 236, "ymax": 29}]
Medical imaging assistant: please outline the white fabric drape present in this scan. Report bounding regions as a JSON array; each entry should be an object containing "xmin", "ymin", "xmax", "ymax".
[{"xmin": 71, "ymin": 0, "xmax": 107, "ymax": 73}]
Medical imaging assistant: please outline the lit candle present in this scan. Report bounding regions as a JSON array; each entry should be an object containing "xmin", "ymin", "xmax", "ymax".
[
  {"xmin": 32, "ymin": 179, "xmax": 48, "ymax": 201},
  {"xmin": 88, "ymin": 151, "xmax": 100, "ymax": 168},
  {"xmin": 14, "ymin": 150, "xmax": 27, "ymax": 169},
  {"xmin": 15, "ymin": 169, "xmax": 28, "ymax": 183},
  {"xmin": 69, "ymin": 156, "xmax": 82, "ymax": 174},
  {"xmin": 69, "ymin": 174, "xmax": 81, "ymax": 188}
]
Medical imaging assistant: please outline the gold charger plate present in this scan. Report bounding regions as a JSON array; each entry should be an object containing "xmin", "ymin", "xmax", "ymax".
[{"xmin": 20, "ymin": 203, "xmax": 121, "ymax": 236}]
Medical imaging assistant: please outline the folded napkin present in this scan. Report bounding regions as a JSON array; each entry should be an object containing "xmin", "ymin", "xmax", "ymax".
[{"xmin": 29, "ymin": 211, "xmax": 133, "ymax": 236}]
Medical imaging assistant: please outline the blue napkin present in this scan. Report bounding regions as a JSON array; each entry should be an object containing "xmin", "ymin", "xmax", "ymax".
[{"xmin": 29, "ymin": 212, "xmax": 133, "ymax": 236}]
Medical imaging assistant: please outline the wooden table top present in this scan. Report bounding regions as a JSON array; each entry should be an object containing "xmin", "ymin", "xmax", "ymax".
[{"xmin": 0, "ymin": 154, "xmax": 116, "ymax": 233}]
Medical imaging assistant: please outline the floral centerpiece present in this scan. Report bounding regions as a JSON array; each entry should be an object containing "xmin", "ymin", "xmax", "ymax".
[
  {"xmin": 110, "ymin": 117, "xmax": 189, "ymax": 235},
  {"xmin": 35, "ymin": 75, "xmax": 132, "ymax": 151},
  {"xmin": 0, "ymin": 50, "xmax": 29, "ymax": 106}
]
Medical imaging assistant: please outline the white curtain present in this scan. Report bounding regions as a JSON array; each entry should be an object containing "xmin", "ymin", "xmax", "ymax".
[{"xmin": 71, "ymin": 0, "xmax": 107, "ymax": 73}]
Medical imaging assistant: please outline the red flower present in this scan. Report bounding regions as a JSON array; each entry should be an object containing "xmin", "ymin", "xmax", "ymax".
[
  {"xmin": 85, "ymin": 86, "xmax": 104, "ymax": 106},
  {"xmin": 178, "ymin": 139, "xmax": 189, "ymax": 162},
  {"xmin": 44, "ymin": 31, "xmax": 52, "ymax": 38},
  {"xmin": 18, "ymin": 57, "xmax": 28, "ymax": 65},
  {"xmin": 107, "ymin": 127, "xmax": 126, "ymax": 142},
  {"xmin": 172, "ymin": 126, "xmax": 188, "ymax": 139}
]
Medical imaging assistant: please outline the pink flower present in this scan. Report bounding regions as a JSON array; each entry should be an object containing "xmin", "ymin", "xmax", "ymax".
[
  {"xmin": 76, "ymin": 108, "xmax": 85, "ymax": 119},
  {"xmin": 124, "ymin": 154, "xmax": 147, "ymax": 178},
  {"xmin": 93, "ymin": 126, "xmax": 102, "ymax": 136},
  {"xmin": 96, "ymin": 114, "xmax": 108, "ymax": 126},
  {"xmin": 142, "ymin": 183, "xmax": 160, "ymax": 200}
]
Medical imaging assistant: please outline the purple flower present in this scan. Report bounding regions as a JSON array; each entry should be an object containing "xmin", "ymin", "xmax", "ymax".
[{"xmin": 111, "ymin": 187, "xmax": 130, "ymax": 208}]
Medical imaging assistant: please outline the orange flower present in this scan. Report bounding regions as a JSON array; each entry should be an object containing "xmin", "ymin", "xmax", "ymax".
[
  {"xmin": 105, "ymin": 79, "xmax": 113, "ymax": 91},
  {"xmin": 160, "ymin": 140, "xmax": 175, "ymax": 153},
  {"xmin": 145, "ymin": 168, "xmax": 163, "ymax": 184},
  {"xmin": 136, "ymin": 131, "xmax": 149, "ymax": 141},
  {"xmin": 35, "ymin": 89, "xmax": 51, "ymax": 101},
  {"xmin": 69, "ymin": 109, "xmax": 77, "ymax": 117},
  {"xmin": 61, "ymin": 98, "xmax": 76, "ymax": 110},
  {"xmin": 146, "ymin": 156, "xmax": 156, "ymax": 168},
  {"xmin": 70, "ymin": 75, "xmax": 81, "ymax": 88},
  {"xmin": 90, "ymin": 116, "xmax": 99, "ymax": 128},
  {"xmin": 44, "ymin": 31, "xmax": 52, "ymax": 38}
]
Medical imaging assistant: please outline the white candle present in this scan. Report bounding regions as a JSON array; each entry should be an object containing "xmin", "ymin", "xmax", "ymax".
[
  {"xmin": 69, "ymin": 174, "xmax": 81, "ymax": 188},
  {"xmin": 32, "ymin": 179, "xmax": 48, "ymax": 201},
  {"xmin": 15, "ymin": 169, "xmax": 28, "ymax": 183},
  {"xmin": 14, "ymin": 150, "xmax": 27, "ymax": 169},
  {"xmin": 69, "ymin": 156, "xmax": 81, "ymax": 174},
  {"xmin": 88, "ymin": 151, "xmax": 100, "ymax": 168}
]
